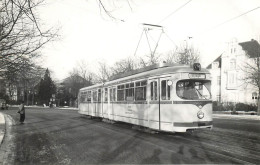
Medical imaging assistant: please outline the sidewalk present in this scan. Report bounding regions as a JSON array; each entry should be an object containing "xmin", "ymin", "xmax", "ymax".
[
  {"xmin": 0, "ymin": 112, "xmax": 5, "ymax": 145},
  {"xmin": 213, "ymin": 113, "xmax": 260, "ymax": 120}
]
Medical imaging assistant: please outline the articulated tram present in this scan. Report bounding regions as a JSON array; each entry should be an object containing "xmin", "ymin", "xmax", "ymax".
[{"xmin": 78, "ymin": 63, "xmax": 213, "ymax": 132}]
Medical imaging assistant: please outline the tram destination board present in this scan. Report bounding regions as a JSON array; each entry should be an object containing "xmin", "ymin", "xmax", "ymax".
[{"xmin": 189, "ymin": 73, "xmax": 206, "ymax": 79}]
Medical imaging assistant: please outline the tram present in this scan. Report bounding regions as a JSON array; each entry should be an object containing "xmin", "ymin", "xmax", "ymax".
[{"xmin": 78, "ymin": 63, "xmax": 213, "ymax": 132}]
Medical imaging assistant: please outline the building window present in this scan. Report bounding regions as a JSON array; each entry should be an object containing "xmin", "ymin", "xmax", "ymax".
[
  {"xmin": 230, "ymin": 59, "xmax": 236, "ymax": 70},
  {"xmin": 213, "ymin": 62, "xmax": 219, "ymax": 69},
  {"xmin": 217, "ymin": 95, "xmax": 221, "ymax": 102},
  {"xmin": 227, "ymin": 72, "xmax": 236, "ymax": 88},
  {"xmin": 228, "ymin": 73, "xmax": 235, "ymax": 84}
]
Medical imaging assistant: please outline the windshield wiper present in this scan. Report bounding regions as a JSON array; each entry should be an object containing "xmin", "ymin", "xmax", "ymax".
[{"xmin": 195, "ymin": 88, "xmax": 207, "ymax": 99}]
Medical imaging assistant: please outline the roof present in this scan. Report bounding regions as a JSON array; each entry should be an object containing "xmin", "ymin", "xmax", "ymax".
[
  {"xmin": 239, "ymin": 39, "xmax": 260, "ymax": 58},
  {"xmin": 109, "ymin": 63, "xmax": 182, "ymax": 81},
  {"xmin": 80, "ymin": 63, "xmax": 209, "ymax": 91},
  {"xmin": 206, "ymin": 54, "xmax": 222, "ymax": 69}
]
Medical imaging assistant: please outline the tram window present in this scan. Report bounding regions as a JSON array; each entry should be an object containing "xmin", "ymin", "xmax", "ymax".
[
  {"xmin": 161, "ymin": 80, "xmax": 170, "ymax": 100},
  {"xmin": 109, "ymin": 88, "xmax": 116, "ymax": 102},
  {"xmin": 135, "ymin": 80, "xmax": 147, "ymax": 100},
  {"xmin": 113, "ymin": 88, "xmax": 116, "ymax": 101},
  {"xmin": 87, "ymin": 91, "xmax": 91, "ymax": 102},
  {"xmin": 150, "ymin": 81, "xmax": 158, "ymax": 100},
  {"xmin": 104, "ymin": 88, "xmax": 108, "ymax": 102},
  {"xmin": 117, "ymin": 85, "xmax": 125, "ymax": 101},
  {"xmin": 125, "ymin": 83, "xmax": 134, "ymax": 101},
  {"xmin": 98, "ymin": 89, "xmax": 101, "ymax": 102},
  {"xmin": 93, "ymin": 90, "xmax": 97, "ymax": 101},
  {"xmin": 80, "ymin": 92, "xmax": 86, "ymax": 103},
  {"xmin": 109, "ymin": 88, "xmax": 113, "ymax": 101},
  {"xmin": 176, "ymin": 80, "xmax": 211, "ymax": 100}
]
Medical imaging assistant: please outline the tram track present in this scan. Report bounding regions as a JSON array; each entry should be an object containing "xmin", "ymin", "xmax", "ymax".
[
  {"xmin": 168, "ymin": 133, "xmax": 260, "ymax": 164},
  {"xmin": 208, "ymin": 127, "xmax": 260, "ymax": 141},
  {"xmin": 78, "ymin": 117, "xmax": 258, "ymax": 164},
  {"xmin": 192, "ymin": 130, "xmax": 260, "ymax": 155}
]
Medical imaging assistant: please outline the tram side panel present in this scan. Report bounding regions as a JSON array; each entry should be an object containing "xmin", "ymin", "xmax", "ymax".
[
  {"xmin": 107, "ymin": 102, "xmax": 114, "ymax": 121},
  {"xmin": 103, "ymin": 102, "xmax": 109, "ymax": 119},
  {"xmin": 97, "ymin": 102, "xmax": 103, "ymax": 117},
  {"xmin": 89, "ymin": 102, "xmax": 95, "ymax": 117},
  {"xmin": 110, "ymin": 102, "xmax": 149, "ymax": 127},
  {"xmin": 79, "ymin": 103, "xmax": 88, "ymax": 115},
  {"xmin": 147, "ymin": 102, "xmax": 160, "ymax": 130},
  {"xmin": 112, "ymin": 102, "xmax": 126, "ymax": 122},
  {"xmin": 125, "ymin": 102, "xmax": 148, "ymax": 127}
]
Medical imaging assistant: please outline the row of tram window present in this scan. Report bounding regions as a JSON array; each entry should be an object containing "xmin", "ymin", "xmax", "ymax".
[
  {"xmin": 79, "ymin": 79, "xmax": 211, "ymax": 103},
  {"xmin": 80, "ymin": 80, "xmax": 172, "ymax": 103}
]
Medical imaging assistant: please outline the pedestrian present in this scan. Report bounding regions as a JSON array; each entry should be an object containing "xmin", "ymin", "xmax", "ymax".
[{"xmin": 17, "ymin": 101, "xmax": 25, "ymax": 123}]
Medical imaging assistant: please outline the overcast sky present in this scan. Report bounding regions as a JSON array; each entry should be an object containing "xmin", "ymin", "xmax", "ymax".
[{"xmin": 39, "ymin": 0, "xmax": 260, "ymax": 80}]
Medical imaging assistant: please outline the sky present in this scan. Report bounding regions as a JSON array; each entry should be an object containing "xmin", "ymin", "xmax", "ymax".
[{"xmin": 38, "ymin": 0, "xmax": 260, "ymax": 80}]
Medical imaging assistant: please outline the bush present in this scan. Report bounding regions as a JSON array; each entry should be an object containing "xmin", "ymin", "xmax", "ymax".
[
  {"xmin": 213, "ymin": 101, "xmax": 224, "ymax": 111},
  {"xmin": 235, "ymin": 103, "xmax": 257, "ymax": 112},
  {"xmin": 213, "ymin": 101, "xmax": 257, "ymax": 112}
]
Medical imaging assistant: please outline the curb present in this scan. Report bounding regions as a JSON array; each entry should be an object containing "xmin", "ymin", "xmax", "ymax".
[
  {"xmin": 213, "ymin": 113, "xmax": 260, "ymax": 120},
  {"xmin": 0, "ymin": 112, "xmax": 5, "ymax": 145}
]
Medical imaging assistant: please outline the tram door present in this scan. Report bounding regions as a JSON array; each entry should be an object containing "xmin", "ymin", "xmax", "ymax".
[
  {"xmin": 159, "ymin": 77, "xmax": 172, "ymax": 130},
  {"xmin": 108, "ymin": 87, "xmax": 116, "ymax": 121},
  {"xmin": 148, "ymin": 79, "xmax": 160, "ymax": 130}
]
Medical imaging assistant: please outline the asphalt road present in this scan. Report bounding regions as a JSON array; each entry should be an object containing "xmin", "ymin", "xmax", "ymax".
[{"xmin": 0, "ymin": 107, "xmax": 259, "ymax": 164}]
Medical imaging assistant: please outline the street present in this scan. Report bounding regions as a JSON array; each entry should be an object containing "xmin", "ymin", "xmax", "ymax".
[{"xmin": 0, "ymin": 107, "xmax": 259, "ymax": 164}]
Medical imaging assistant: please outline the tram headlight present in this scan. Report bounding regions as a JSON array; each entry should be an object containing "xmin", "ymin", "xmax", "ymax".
[
  {"xmin": 167, "ymin": 80, "xmax": 173, "ymax": 86},
  {"xmin": 193, "ymin": 63, "xmax": 201, "ymax": 71},
  {"xmin": 197, "ymin": 111, "xmax": 204, "ymax": 119}
]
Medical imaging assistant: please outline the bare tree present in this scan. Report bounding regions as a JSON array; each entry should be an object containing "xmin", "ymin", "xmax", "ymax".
[
  {"xmin": 110, "ymin": 57, "xmax": 135, "ymax": 75},
  {"xmin": 4, "ymin": 56, "xmax": 45, "ymax": 104},
  {"xmin": 171, "ymin": 42, "xmax": 200, "ymax": 65},
  {"xmin": 97, "ymin": 61, "xmax": 111, "ymax": 83},
  {"xmin": 75, "ymin": 61, "xmax": 94, "ymax": 86},
  {"xmin": 97, "ymin": 0, "xmax": 132, "ymax": 21},
  {"xmin": 240, "ymin": 39, "xmax": 260, "ymax": 115},
  {"xmin": 0, "ymin": 0, "xmax": 58, "ymax": 71}
]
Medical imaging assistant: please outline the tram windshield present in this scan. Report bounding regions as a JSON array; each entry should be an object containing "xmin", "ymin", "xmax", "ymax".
[{"xmin": 176, "ymin": 80, "xmax": 211, "ymax": 100}]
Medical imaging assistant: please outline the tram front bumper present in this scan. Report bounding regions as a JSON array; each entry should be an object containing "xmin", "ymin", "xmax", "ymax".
[{"xmin": 173, "ymin": 121, "xmax": 212, "ymax": 127}]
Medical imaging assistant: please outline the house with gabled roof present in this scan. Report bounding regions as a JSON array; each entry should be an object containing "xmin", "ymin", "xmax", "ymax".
[{"xmin": 207, "ymin": 38, "xmax": 260, "ymax": 105}]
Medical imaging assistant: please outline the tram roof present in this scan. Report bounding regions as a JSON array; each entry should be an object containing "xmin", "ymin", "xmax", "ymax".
[{"xmin": 80, "ymin": 63, "xmax": 209, "ymax": 91}]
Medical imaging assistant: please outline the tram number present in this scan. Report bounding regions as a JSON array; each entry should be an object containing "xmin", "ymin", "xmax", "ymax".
[
  {"xmin": 126, "ymin": 104, "xmax": 133, "ymax": 114},
  {"xmin": 189, "ymin": 73, "xmax": 206, "ymax": 79}
]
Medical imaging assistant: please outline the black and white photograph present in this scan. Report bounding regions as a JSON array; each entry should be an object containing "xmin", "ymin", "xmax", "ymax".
[{"xmin": 0, "ymin": 0, "xmax": 260, "ymax": 164}]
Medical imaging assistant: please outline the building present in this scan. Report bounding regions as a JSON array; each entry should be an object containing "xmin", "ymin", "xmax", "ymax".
[{"xmin": 207, "ymin": 38, "xmax": 260, "ymax": 105}]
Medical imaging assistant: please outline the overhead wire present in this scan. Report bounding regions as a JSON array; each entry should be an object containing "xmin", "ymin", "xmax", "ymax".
[
  {"xmin": 199, "ymin": 6, "xmax": 260, "ymax": 35},
  {"xmin": 158, "ymin": 0, "xmax": 193, "ymax": 24},
  {"xmin": 152, "ymin": 0, "xmax": 193, "ymax": 52}
]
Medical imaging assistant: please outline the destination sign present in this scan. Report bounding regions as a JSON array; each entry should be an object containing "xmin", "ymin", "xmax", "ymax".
[{"xmin": 189, "ymin": 73, "xmax": 206, "ymax": 79}]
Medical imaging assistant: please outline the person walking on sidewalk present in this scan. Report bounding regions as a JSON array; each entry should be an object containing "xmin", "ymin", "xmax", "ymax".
[{"xmin": 17, "ymin": 101, "xmax": 25, "ymax": 123}]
